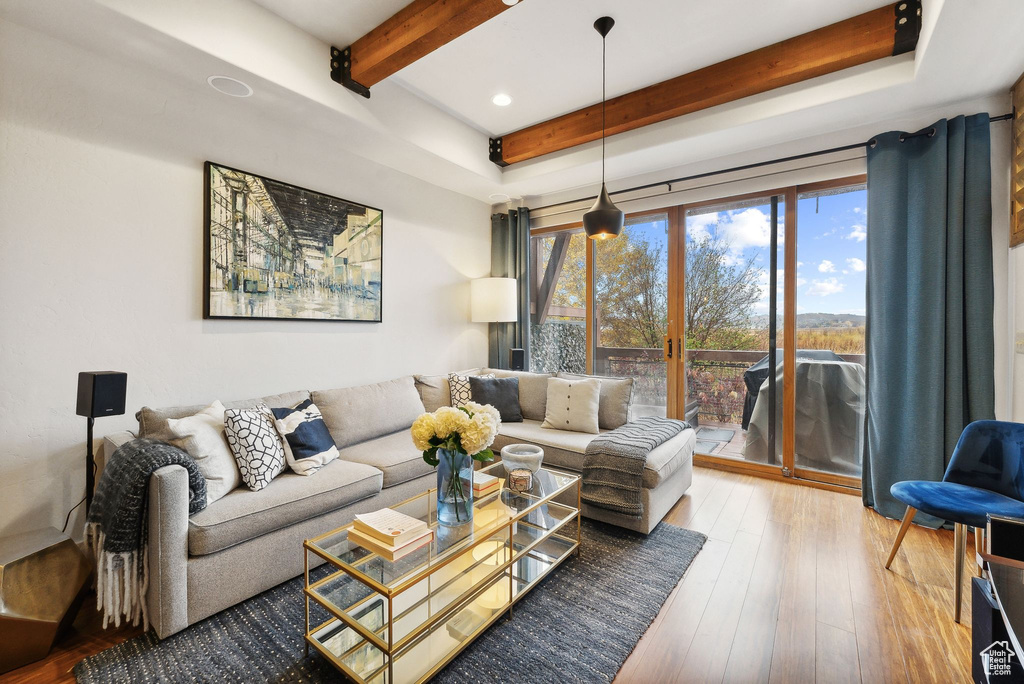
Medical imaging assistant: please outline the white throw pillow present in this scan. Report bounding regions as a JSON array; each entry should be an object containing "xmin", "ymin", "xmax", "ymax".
[
  {"xmin": 165, "ymin": 400, "xmax": 240, "ymax": 504},
  {"xmin": 541, "ymin": 377, "xmax": 602, "ymax": 434},
  {"xmin": 224, "ymin": 404, "xmax": 286, "ymax": 491},
  {"xmin": 448, "ymin": 372, "xmax": 494, "ymax": 407}
]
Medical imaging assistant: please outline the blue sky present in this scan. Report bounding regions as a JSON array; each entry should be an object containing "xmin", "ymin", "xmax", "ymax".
[{"xmin": 682, "ymin": 188, "xmax": 868, "ymax": 317}]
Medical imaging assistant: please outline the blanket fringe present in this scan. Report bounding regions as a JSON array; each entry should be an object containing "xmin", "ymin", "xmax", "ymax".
[{"xmin": 86, "ymin": 523, "xmax": 150, "ymax": 631}]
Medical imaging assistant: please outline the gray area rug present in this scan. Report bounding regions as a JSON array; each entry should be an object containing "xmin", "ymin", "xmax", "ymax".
[{"xmin": 75, "ymin": 520, "xmax": 705, "ymax": 683}]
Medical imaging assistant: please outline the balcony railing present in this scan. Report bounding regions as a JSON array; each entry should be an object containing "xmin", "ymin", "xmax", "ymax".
[{"xmin": 595, "ymin": 346, "xmax": 865, "ymax": 424}]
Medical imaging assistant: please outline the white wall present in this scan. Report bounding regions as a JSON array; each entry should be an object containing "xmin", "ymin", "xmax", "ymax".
[{"xmin": 0, "ymin": 19, "xmax": 491, "ymax": 539}]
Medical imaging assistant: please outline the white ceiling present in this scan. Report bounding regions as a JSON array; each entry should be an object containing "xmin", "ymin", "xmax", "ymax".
[
  {"xmin": 255, "ymin": 0, "xmax": 888, "ymax": 136},
  {"xmin": 3, "ymin": 0, "xmax": 1024, "ymax": 205}
]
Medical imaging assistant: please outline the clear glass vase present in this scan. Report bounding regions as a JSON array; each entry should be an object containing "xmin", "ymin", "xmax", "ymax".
[{"xmin": 436, "ymin": 448, "xmax": 474, "ymax": 527}]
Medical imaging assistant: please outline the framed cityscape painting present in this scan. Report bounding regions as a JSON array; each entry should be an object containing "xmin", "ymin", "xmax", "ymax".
[{"xmin": 203, "ymin": 162, "xmax": 382, "ymax": 322}]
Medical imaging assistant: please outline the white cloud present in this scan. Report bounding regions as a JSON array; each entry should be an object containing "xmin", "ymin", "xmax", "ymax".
[
  {"xmin": 853, "ymin": 207, "xmax": 863, "ymax": 214},
  {"xmin": 846, "ymin": 224, "xmax": 867, "ymax": 242},
  {"xmin": 796, "ymin": 277, "xmax": 807, "ymax": 287},
  {"xmin": 818, "ymin": 260, "xmax": 836, "ymax": 273},
  {"xmin": 846, "ymin": 257, "xmax": 866, "ymax": 272},
  {"xmin": 686, "ymin": 212, "xmax": 719, "ymax": 243},
  {"xmin": 806, "ymin": 278, "xmax": 845, "ymax": 296},
  {"xmin": 721, "ymin": 208, "xmax": 778, "ymax": 251},
  {"xmin": 690, "ymin": 208, "xmax": 781, "ymax": 253}
]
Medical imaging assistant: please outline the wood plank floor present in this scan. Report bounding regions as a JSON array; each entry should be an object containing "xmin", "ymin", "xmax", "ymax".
[
  {"xmin": 617, "ymin": 467, "xmax": 975, "ymax": 684},
  {"xmin": 1, "ymin": 467, "xmax": 974, "ymax": 683}
]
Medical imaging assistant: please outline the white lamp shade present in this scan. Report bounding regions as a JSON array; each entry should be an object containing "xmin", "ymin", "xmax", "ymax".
[{"xmin": 471, "ymin": 277, "xmax": 518, "ymax": 323}]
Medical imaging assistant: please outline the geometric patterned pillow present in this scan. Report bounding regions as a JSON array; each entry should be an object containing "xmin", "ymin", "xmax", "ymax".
[
  {"xmin": 270, "ymin": 399, "xmax": 339, "ymax": 476},
  {"xmin": 448, "ymin": 372, "xmax": 494, "ymax": 407},
  {"xmin": 224, "ymin": 404, "xmax": 286, "ymax": 491}
]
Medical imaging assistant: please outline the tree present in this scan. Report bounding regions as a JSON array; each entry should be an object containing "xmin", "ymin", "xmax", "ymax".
[
  {"xmin": 595, "ymin": 228, "xmax": 667, "ymax": 349},
  {"xmin": 533, "ymin": 226, "xmax": 764, "ymax": 352},
  {"xmin": 684, "ymin": 237, "xmax": 763, "ymax": 349}
]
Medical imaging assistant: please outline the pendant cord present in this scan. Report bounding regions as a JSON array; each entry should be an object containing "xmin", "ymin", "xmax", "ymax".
[{"xmin": 601, "ymin": 32, "xmax": 606, "ymax": 184}]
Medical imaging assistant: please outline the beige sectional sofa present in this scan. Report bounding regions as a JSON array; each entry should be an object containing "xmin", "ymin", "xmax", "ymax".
[{"xmin": 102, "ymin": 370, "xmax": 694, "ymax": 639}]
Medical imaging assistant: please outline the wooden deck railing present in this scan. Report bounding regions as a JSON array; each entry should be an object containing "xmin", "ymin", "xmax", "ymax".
[
  {"xmin": 596, "ymin": 347, "xmax": 866, "ymax": 367},
  {"xmin": 596, "ymin": 346, "xmax": 865, "ymax": 424}
]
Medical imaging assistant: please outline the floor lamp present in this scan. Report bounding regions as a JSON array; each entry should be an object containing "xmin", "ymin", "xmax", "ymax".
[{"xmin": 471, "ymin": 277, "xmax": 519, "ymax": 369}]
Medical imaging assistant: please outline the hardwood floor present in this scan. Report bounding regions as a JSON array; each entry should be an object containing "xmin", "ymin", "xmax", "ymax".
[
  {"xmin": 1, "ymin": 467, "xmax": 973, "ymax": 683},
  {"xmin": 617, "ymin": 467, "xmax": 975, "ymax": 683}
]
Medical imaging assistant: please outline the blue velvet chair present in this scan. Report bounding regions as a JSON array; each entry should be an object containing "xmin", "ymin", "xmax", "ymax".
[{"xmin": 884, "ymin": 420, "xmax": 1024, "ymax": 623}]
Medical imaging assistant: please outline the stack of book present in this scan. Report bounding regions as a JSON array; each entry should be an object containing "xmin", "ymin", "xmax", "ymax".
[
  {"xmin": 349, "ymin": 508, "xmax": 433, "ymax": 561},
  {"xmin": 473, "ymin": 471, "xmax": 499, "ymax": 497}
]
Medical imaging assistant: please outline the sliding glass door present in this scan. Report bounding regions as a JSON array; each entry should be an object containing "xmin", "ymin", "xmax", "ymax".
[
  {"xmin": 527, "ymin": 175, "xmax": 866, "ymax": 490},
  {"xmin": 790, "ymin": 181, "xmax": 867, "ymax": 484},
  {"xmin": 683, "ymin": 195, "xmax": 785, "ymax": 467},
  {"xmin": 594, "ymin": 212, "xmax": 673, "ymax": 417}
]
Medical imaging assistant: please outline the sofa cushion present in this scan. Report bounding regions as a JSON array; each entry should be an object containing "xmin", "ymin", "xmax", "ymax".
[
  {"xmin": 337, "ymin": 430, "xmax": 435, "ymax": 488},
  {"xmin": 224, "ymin": 405, "xmax": 286, "ymax": 492},
  {"xmin": 493, "ymin": 419, "xmax": 695, "ymax": 489},
  {"xmin": 313, "ymin": 376, "xmax": 424, "ymax": 449},
  {"xmin": 165, "ymin": 400, "xmax": 239, "ymax": 505},
  {"xmin": 138, "ymin": 390, "xmax": 311, "ymax": 440},
  {"xmin": 541, "ymin": 377, "xmax": 601, "ymax": 434},
  {"xmin": 469, "ymin": 376, "xmax": 522, "ymax": 422},
  {"xmin": 557, "ymin": 372, "xmax": 634, "ymax": 430},
  {"xmin": 413, "ymin": 369, "xmax": 482, "ymax": 412},
  {"xmin": 484, "ymin": 369, "xmax": 553, "ymax": 421},
  {"xmin": 187, "ymin": 459, "xmax": 382, "ymax": 556}
]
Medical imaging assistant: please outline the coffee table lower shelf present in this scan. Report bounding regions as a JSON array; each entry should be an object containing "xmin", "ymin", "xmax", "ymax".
[{"xmin": 306, "ymin": 533, "xmax": 578, "ymax": 683}]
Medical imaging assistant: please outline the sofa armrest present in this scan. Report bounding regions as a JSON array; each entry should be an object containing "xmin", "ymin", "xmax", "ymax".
[
  {"xmin": 147, "ymin": 464, "xmax": 190, "ymax": 638},
  {"xmin": 99, "ymin": 430, "xmax": 137, "ymax": 480}
]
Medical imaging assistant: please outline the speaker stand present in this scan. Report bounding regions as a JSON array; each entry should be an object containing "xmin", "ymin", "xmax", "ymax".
[{"xmin": 85, "ymin": 417, "xmax": 95, "ymax": 512}]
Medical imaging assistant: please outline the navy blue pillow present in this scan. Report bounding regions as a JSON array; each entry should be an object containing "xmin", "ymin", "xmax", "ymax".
[{"xmin": 270, "ymin": 399, "xmax": 339, "ymax": 475}]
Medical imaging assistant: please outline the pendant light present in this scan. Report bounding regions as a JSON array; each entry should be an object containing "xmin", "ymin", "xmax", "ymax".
[{"xmin": 583, "ymin": 16, "xmax": 624, "ymax": 240}]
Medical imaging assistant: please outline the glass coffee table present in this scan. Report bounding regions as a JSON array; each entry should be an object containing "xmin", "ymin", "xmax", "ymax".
[{"xmin": 303, "ymin": 461, "xmax": 581, "ymax": 683}]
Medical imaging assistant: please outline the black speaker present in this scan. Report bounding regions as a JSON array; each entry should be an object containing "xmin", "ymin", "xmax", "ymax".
[
  {"xmin": 76, "ymin": 371, "xmax": 127, "ymax": 418},
  {"xmin": 509, "ymin": 348, "xmax": 525, "ymax": 371}
]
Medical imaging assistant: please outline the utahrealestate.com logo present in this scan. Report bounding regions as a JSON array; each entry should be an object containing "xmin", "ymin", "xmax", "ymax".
[{"xmin": 981, "ymin": 640, "xmax": 1022, "ymax": 680}]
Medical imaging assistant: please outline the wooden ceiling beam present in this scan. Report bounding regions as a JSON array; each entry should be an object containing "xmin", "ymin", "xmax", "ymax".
[
  {"xmin": 490, "ymin": 1, "xmax": 921, "ymax": 166},
  {"xmin": 331, "ymin": 0, "xmax": 520, "ymax": 97}
]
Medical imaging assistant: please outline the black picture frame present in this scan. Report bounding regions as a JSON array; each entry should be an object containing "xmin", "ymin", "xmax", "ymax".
[{"xmin": 203, "ymin": 161, "xmax": 383, "ymax": 322}]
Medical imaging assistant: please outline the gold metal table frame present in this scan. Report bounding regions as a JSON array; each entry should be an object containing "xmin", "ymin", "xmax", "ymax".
[{"xmin": 302, "ymin": 462, "xmax": 582, "ymax": 683}]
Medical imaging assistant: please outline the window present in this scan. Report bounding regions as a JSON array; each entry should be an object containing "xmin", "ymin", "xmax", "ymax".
[{"xmin": 529, "ymin": 230, "xmax": 587, "ymax": 373}]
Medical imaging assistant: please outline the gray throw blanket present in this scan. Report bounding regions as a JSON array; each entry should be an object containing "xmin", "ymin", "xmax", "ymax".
[
  {"xmin": 581, "ymin": 417, "xmax": 689, "ymax": 518},
  {"xmin": 86, "ymin": 438, "xmax": 206, "ymax": 630}
]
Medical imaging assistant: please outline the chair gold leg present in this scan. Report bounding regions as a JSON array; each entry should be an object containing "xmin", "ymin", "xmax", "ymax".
[
  {"xmin": 954, "ymin": 523, "xmax": 966, "ymax": 624},
  {"xmin": 885, "ymin": 506, "xmax": 917, "ymax": 570}
]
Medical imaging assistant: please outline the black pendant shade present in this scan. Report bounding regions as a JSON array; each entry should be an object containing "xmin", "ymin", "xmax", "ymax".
[
  {"xmin": 583, "ymin": 15, "xmax": 623, "ymax": 240},
  {"xmin": 583, "ymin": 183, "xmax": 624, "ymax": 239}
]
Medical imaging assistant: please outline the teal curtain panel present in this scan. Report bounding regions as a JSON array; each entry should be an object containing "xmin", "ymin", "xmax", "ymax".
[
  {"xmin": 488, "ymin": 208, "xmax": 531, "ymax": 369},
  {"xmin": 861, "ymin": 114, "xmax": 996, "ymax": 524}
]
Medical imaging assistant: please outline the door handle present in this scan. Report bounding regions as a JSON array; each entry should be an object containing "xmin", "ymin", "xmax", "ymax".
[{"xmin": 664, "ymin": 336, "xmax": 673, "ymax": 360}]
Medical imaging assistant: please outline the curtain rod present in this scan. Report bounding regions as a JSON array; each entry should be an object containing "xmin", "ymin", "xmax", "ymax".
[{"xmin": 529, "ymin": 113, "xmax": 1013, "ymax": 214}]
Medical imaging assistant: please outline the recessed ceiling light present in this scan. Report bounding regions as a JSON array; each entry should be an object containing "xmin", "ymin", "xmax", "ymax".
[
  {"xmin": 488, "ymin": 193, "xmax": 511, "ymax": 203},
  {"xmin": 491, "ymin": 93, "xmax": 512, "ymax": 107},
  {"xmin": 501, "ymin": 0, "xmax": 519, "ymax": 5},
  {"xmin": 207, "ymin": 75, "xmax": 253, "ymax": 98}
]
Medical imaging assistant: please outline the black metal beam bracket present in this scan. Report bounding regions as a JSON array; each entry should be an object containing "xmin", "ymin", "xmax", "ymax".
[
  {"xmin": 892, "ymin": 0, "xmax": 922, "ymax": 56},
  {"xmin": 489, "ymin": 138, "xmax": 508, "ymax": 167},
  {"xmin": 330, "ymin": 46, "xmax": 371, "ymax": 98}
]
